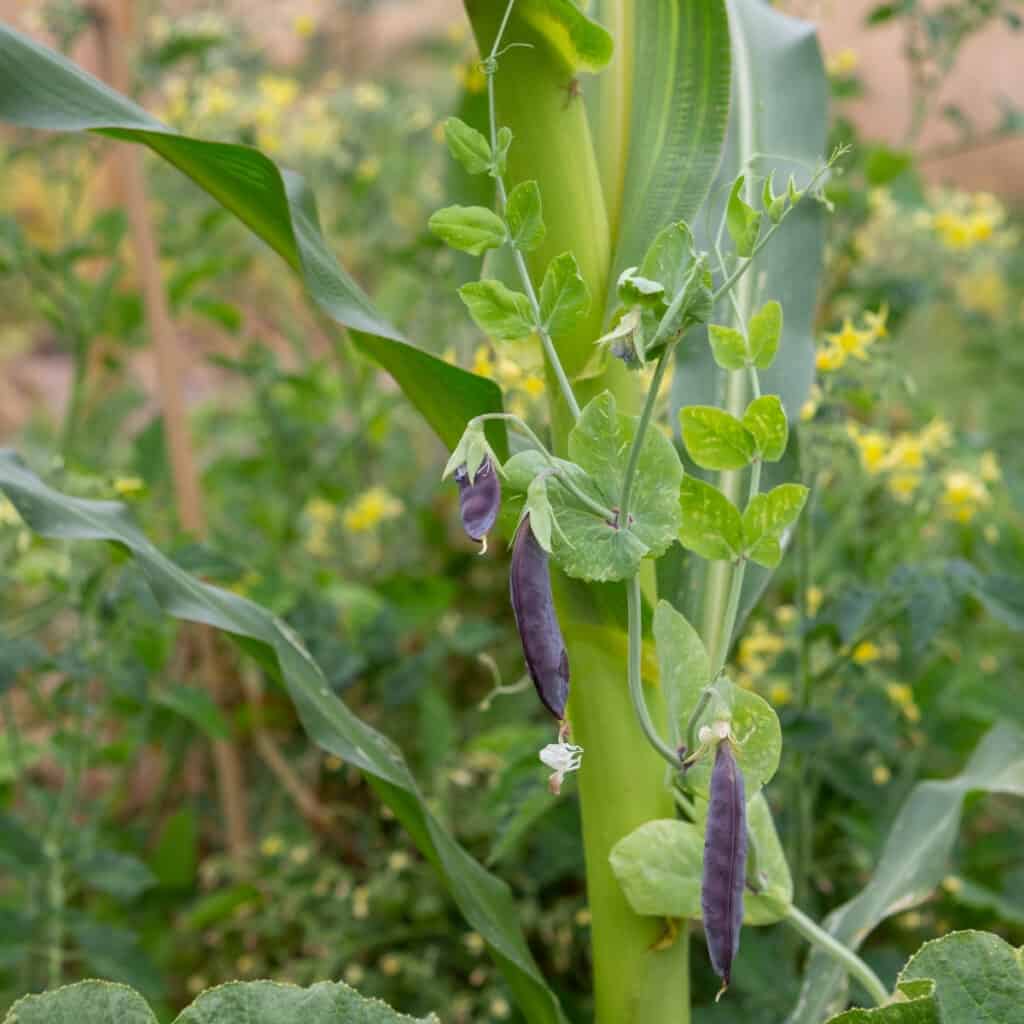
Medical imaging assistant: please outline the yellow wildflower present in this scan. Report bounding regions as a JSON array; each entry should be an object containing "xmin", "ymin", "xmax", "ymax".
[
  {"xmin": 775, "ymin": 604, "xmax": 797, "ymax": 626},
  {"xmin": 354, "ymin": 82, "xmax": 386, "ymax": 111},
  {"xmin": 305, "ymin": 497, "xmax": 336, "ymax": 524},
  {"xmin": 199, "ymin": 84, "xmax": 236, "ymax": 118},
  {"xmin": 852, "ymin": 641, "xmax": 882, "ymax": 664},
  {"xmin": 979, "ymin": 654, "xmax": 998, "ymax": 674},
  {"xmin": 352, "ymin": 885, "xmax": 370, "ymax": 919},
  {"xmin": 979, "ymin": 451, "xmax": 1001, "ymax": 483},
  {"xmin": 523, "ymin": 374, "xmax": 546, "ymax": 398},
  {"xmin": 344, "ymin": 963, "xmax": 365, "ymax": 986},
  {"xmin": 472, "ymin": 345, "xmax": 495, "ymax": 378},
  {"xmin": 825, "ymin": 317, "xmax": 873, "ymax": 361},
  {"xmin": 259, "ymin": 75, "xmax": 299, "ymax": 109},
  {"xmin": 113, "ymin": 476, "xmax": 145, "ymax": 496},
  {"xmin": 388, "ymin": 851, "xmax": 411, "ymax": 872},
  {"xmin": 942, "ymin": 876, "xmax": 963, "ymax": 894},
  {"xmin": 379, "ymin": 954, "xmax": 401, "ymax": 976},
  {"xmin": 887, "ymin": 472, "xmax": 920, "ymax": 504},
  {"xmin": 293, "ymin": 13, "xmax": 316, "ymax": 38},
  {"xmin": 0, "ymin": 498, "xmax": 20, "ymax": 526},
  {"xmin": 260, "ymin": 835, "xmax": 284, "ymax": 857},
  {"xmin": 956, "ymin": 266, "xmax": 1008, "ymax": 318},
  {"xmin": 806, "ymin": 586, "xmax": 823, "ymax": 616},
  {"xmin": 454, "ymin": 60, "xmax": 487, "ymax": 94},
  {"xmin": 940, "ymin": 470, "xmax": 989, "ymax": 523},
  {"xmin": 886, "ymin": 683, "xmax": 914, "ymax": 707},
  {"xmin": 464, "ymin": 932, "xmax": 486, "ymax": 955},
  {"xmin": 816, "ymin": 344, "xmax": 846, "ymax": 373},
  {"xmin": 872, "ymin": 763, "xmax": 891, "ymax": 785},
  {"xmin": 861, "ymin": 304, "xmax": 889, "ymax": 340},
  {"xmin": 290, "ymin": 845, "xmax": 311, "ymax": 865},
  {"xmin": 343, "ymin": 488, "xmax": 404, "ymax": 532},
  {"xmin": 849, "ymin": 427, "xmax": 889, "ymax": 475},
  {"xmin": 236, "ymin": 954, "xmax": 257, "ymax": 975},
  {"xmin": 356, "ymin": 156, "xmax": 381, "ymax": 182},
  {"xmin": 826, "ymin": 48, "xmax": 859, "ymax": 76},
  {"xmin": 490, "ymin": 997, "xmax": 512, "ymax": 1019},
  {"xmin": 495, "ymin": 357, "xmax": 523, "ymax": 386},
  {"xmin": 919, "ymin": 418, "xmax": 953, "ymax": 454},
  {"xmin": 800, "ymin": 397, "xmax": 818, "ymax": 422},
  {"xmin": 885, "ymin": 437, "xmax": 925, "ymax": 472},
  {"xmin": 769, "ymin": 682, "xmax": 793, "ymax": 706}
]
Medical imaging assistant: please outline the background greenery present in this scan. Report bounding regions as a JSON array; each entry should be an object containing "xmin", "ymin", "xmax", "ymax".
[{"xmin": 0, "ymin": 2, "xmax": 1022, "ymax": 1022}]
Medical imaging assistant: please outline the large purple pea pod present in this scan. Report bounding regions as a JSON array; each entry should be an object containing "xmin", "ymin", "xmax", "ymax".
[
  {"xmin": 454, "ymin": 457, "xmax": 501, "ymax": 546},
  {"xmin": 509, "ymin": 514, "xmax": 569, "ymax": 720},
  {"xmin": 701, "ymin": 740, "xmax": 747, "ymax": 996}
]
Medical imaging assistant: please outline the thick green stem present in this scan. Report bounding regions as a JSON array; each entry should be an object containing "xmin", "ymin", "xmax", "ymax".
[{"xmin": 566, "ymin": 622, "xmax": 689, "ymax": 1024}]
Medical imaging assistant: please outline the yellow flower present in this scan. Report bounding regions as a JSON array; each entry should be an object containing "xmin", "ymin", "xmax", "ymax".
[
  {"xmin": 852, "ymin": 641, "xmax": 882, "ymax": 664},
  {"xmin": 816, "ymin": 344, "xmax": 846, "ymax": 373},
  {"xmin": 850, "ymin": 428, "xmax": 889, "ymax": 475},
  {"xmin": 490, "ymin": 996, "xmax": 512, "ymax": 1019},
  {"xmin": 199, "ymin": 84, "xmax": 236, "ymax": 118},
  {"xmin": 940, "ymin": 470, "xmax": 989, "ymax": 523},
  {"xmin": 774, "ymin": 604, "xmax": 797, "ymax": 626},
  {"xmin": 464, "ymin": 931, "xmax": 486, "ymax": 955},
  {"xmin": 979, "ymin": 451, "xmax": 1001, "ymax": 483},
  {"xmin": 888, "ymin": 473, "xmax": 920, "ymax": 504},
  {"xmin": 388, "ymin": 851, "xmax": 411, "ymax": 872},
  {"xmin": 0, "ymin": 498, "xmax": 20, "ymax": 526},
  {"xmin": 885, "ymin": 437, "xmax": 925, "ymax": 472},
  {"xmin": 114, "ymin": 476, "xmax": 145, "ymax": 496},
  {"xmin": 343, "ymin": 488, "xmax": 404, "ymax": 532},
  {"xmin": 352, "ymin": 885, "xmax": 370, "ymax": 919},
  {"xmin": 354, "ymin": 82, "xmax": 386, "ymax": 111},
  {"xmin": 293, "ymin": 13, "xmax": 316, "ymax": 37},
  {"xmin": 942, "ymin": 875, "xmax": 963, "ymax": 894},
  {"xmin": 825, "ymin": 317, "xmax": 873, "ymax": 361},
  {"xmin": 495, "ymin": 357, "xmax": 523, "ymax": 387},
  {"xmin": 979, "ymin": 654, "xmax": 998, "ymax": 674},
  {"xmin": 918, "ymin": 418, "xmax": 953, "ymax": 454},
  {"xmin": 259, "ymin": 75, "xmax": 299, "ymax": 110},
  {"xmin": 356, "ymin": 156, "xmax": 381, "ymax": 182},
  {"xmin": 305, "ymin": 497, "xmax": 336, "ymax": 524},
  {"xmin": 454, "ymin": 60, "xmax": 487, "ymax": 94},
  {"xmin": 472, "ymin": 345, "xmax": 495, "ymax": 378},
  {"xmin": 886, "ymin": 683, "xmax": 914, "ymax": 707},
  {"xmin": 872, "ymin": 763, "xmax": 891, "ymax": 785},
  {"xmin": 956, "ymin": 266, "xmax": 1008, "ymax": 318},
  {"xmin": 826, "ymin": 47, "xmax": 859, "ymax": 76},
  {"xmin": 344, "ymin": 963, "xmax": 365, "ymax": 986},
  {"xmin": 800, "ymin": 398, "xmax": 818, "ymax": 422},
  {"xmin": 806, "ymin": 586, "xmax": 824, "ymax": 616},
  {"xmin": 861, "ymin": 304, "xmax": 889, "ymax": 340},
  {"xmin": 260, "ymin": 835, "xmax": 284, "ymax": 857},
  {"xmin": 523, "ymin": 374, "xmax": 545, "ymax": 398},
  {"xmin": 769, "ymin": 682, "xmax": 793, "ymax": 706},
  {"xmin": 379, "ymin": 954, "xmax": 402, "ymax": 976}
]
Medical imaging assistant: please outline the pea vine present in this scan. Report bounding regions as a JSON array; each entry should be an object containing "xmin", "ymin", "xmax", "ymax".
[{"xmin": 430, "ymin": 0, "xmax": 875, "ymax": 1005}]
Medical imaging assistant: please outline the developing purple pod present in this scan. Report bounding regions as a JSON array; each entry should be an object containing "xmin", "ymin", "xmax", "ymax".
[
  {"xmin": 509, "ymin": 514, "xmax": 569, "ymax": 720},
  {"xmin": 454, "ymin": 457, "xmax": 501, "ymax": 549},
  {"xmin": 701, "ymin": 739, "xmax": 747, "ymax": 998}
]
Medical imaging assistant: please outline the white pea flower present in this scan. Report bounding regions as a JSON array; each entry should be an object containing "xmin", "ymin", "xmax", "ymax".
[{"xmin": 539, "ymin": 742, "xmax": 583, "ymax": 795}]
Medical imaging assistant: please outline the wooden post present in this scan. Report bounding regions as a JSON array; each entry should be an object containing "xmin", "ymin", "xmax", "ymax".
[{"xmin": 89, "ymin": 0, "xmax": 250, "ymax": 857}]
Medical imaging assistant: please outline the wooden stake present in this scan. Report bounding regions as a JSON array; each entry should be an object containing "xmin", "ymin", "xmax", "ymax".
[{"xmin": 89, "ymin": 0, "xmax": 250, "ymax": 856}]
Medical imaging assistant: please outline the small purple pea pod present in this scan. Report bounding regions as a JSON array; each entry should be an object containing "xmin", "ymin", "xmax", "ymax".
[
  {"xmin": 510, "ymin": 513, "xmax": 569, "ymax": 720},
  {"xmin": 701, "ymin": 739, "xmax": 747, "ymax": 998},
  {"xmin": 454, "ymin": 457, "xmax": 501, "ymax": 551}
]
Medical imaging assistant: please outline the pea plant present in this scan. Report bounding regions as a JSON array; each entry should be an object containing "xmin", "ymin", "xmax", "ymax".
[{"xmin": 0, "ymin": 3, "xmax": 1022, "ymax": 1024}]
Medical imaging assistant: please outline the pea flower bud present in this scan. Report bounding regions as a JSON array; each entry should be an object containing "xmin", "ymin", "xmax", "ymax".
[
  {"xmin": 701, "ymin": 739, "xmax": 747, "ymax": 998},
  {"xmin": 454, "ymin": 456, "xmax": 501, "ymax": 551},
  {"xmin": 510, "ymin": 514, "xmax": 569, "ymax": 720}
]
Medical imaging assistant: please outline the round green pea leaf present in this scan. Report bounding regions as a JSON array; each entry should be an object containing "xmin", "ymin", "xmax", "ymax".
[
  {"xmin": 564, "ymin": 391, "xmax": 683, "ymax": 578},
  {"xmin": 608, "ymin": 794, "xmax": 792, "ymax": 925},
  {"xmin": 683, "ymin": 677, "xmax": 782, "ymax": 800}
]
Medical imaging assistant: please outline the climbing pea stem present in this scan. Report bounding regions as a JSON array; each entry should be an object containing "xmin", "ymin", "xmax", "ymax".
[
  {"xmin": 627, "ymin": 575, "xmax": 681, "ymax": 770},
  {"xmin": 784, "ymin": 905, "xmax": 890, "ymax": 1008}
]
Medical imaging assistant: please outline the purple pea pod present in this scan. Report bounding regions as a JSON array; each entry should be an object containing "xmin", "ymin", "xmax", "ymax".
[
  {"xmin": 509, "ymin": 514, "xmax": 569, "ymax": 720},
  {"xmin": 454, "ymin": 457, "xmax": 501, "ymax": 547},
  {"xmin": 701, "ymin": 739, "xmax": 747, "ymax": 997}
]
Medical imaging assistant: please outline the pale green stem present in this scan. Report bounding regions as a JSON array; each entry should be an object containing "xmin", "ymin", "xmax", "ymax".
[
  {"xmin": 619, "ymin": 347, "xmax": 670, "ymax": 525},
  {"xmin": 483, "ymin": 3, "xmax": 581, "ymax": 422},
  {"xmin": 471, "ymin": 412, "xmax": 614, "ymax": 520},
  {"xmin": 627, "ymin": 575, "xmax": 681, "ymax": 770},
  {"xmin": 784, "ymin": 904, "xmax": 890, "ymax": 1007}
]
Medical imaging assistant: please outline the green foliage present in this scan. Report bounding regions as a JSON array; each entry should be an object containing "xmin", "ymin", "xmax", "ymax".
[
  {"xmin": 505, "ymin": 181, "xmax": 546, "ymax": 253},
  {"xmin": 443, "ymin": 117, "xmax": 493, "ymax": 176},
  {"xmin": 742, "ymin": 395, "xmax": 789, "ymax": 462},
  {"xmin": 538, "ymin": 253, "xmax": 590, "ymax": 340},
  {"xmin": 727, "ymin": 175, "xmax": 762, "ymax": 258},
  {"xmin": 0, "ymin": 452, "xmax": 566, "ymax": 1024},
  {"xmin": 457, "ymin": 280, "xmax": 534, "ymax": 340},
  {"xmin": 427, "ymin": 205, "xmax": 507, "ymax": 256},
  {"xmin": 679, "ymin": 406, "xmax": 757, "ymax": 471},
  {"xmin": 677, "ymin": 477, "xmax": 744, "ymax": 561},
  {"xmin": 748, "ymin": 300, "xmax": 783, "ymax": 370},
  {"xmin": 2, "ymin": 978, "xmax": 437, "ymax": 1024},
  {"xmin": 741, "ymin": 483, "xmax": 808, "ymax": 568}
]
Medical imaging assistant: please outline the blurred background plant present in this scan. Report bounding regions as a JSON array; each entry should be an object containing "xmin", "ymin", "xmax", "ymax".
[{"xmin": 0, "ymin": 1, "xmax": 1022, "ymax": 1022}]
